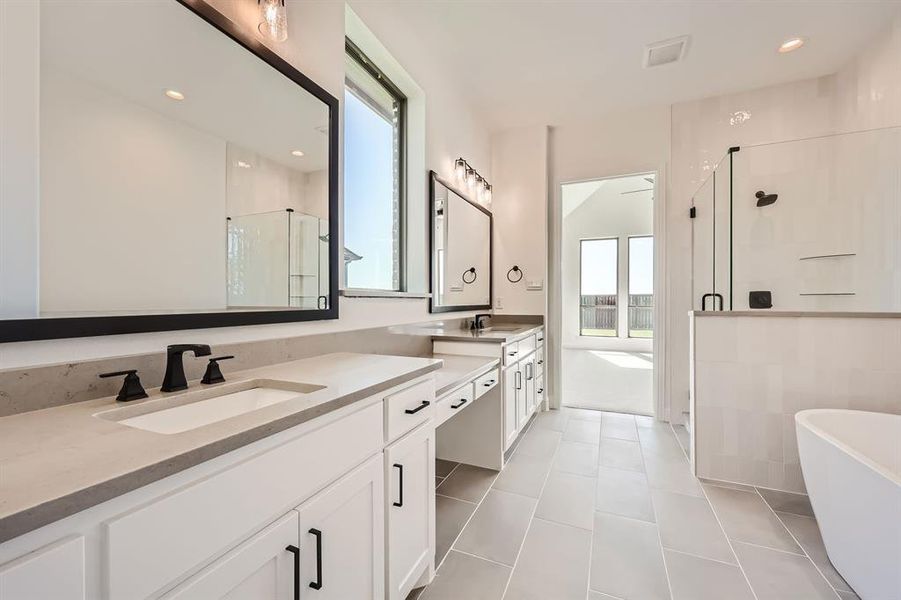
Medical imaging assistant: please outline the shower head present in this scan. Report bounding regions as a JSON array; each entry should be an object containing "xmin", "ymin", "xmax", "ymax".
[{"xmin": 755, "ymin": 190, "xmax": 778, "ymax": 207}]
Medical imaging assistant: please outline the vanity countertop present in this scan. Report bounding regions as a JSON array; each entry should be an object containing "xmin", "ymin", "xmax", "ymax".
[
  {"xmin": 0, "ymin": 352, "xmax": 441, "ymax": 543},
  {"xmin": 422, "ymin": 323, "xmax": 543, "ymax": 344},
  {"xmin": 432, "ymin": 354, "xmax": 500, "ymax": 397}
]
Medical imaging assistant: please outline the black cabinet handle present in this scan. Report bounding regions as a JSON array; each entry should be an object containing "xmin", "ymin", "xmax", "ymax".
[
  {"xmin": 404, "ymin": 400, "xmax": 430, "ymax": 414},
  {"xmin": 308, "ymin": 528, "xmax": 323, "ymax": 590},
  {"xmin": 286, "ymin": 545, "xmax": 300, "ymax": 600},
  {"xmin": 538, "ymin": 360, "xmax": 543, "ymax": 365},
  {"xmin": 538, "ymin": 388, "xmax": 544, "ymax": 394},
  {"xmin": 393, "ymin": 463, "xmax": 404, "ymax": 507},
  {"xmin": 451, "ymin": 398, "xmax": 468, "ymax": 409},
  {"xmin": 483, "ymin": 380, "xmax": 495, "ymax": 387},
  {"xmin": 507, "ymin": 351, "xmax": 517, "ymax": 356}
]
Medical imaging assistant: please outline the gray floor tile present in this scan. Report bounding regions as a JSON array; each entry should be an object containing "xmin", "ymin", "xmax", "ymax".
[
  {"xmin": 700, "ymin": 478, "xmax": 757, "ymax": 493},
  {"xmin": 535, "ymin": 470, "xmax": 596, "ymax": 530},
  {"xmin": 563, "ymin": 418, "xmax": 601, "ymax": 445},
  {"xmin": 703, "ymin": 485, "xmax": 803, "ymax": 554},
  {"xmin": 759, "ymin": 487, "xmax": 814, "ymax": 517},
  {"xmin": 533, "ymin": 408, "xmax": 569, "ymax": 431},
  {"xmin": 777, "ymin": 511, "xmax": 853, "ymax": 592},
  {"xmin": 652, "ymin": 488, "xmax": 735, "ymax": 563},
  {"xmin": 601, "ymin": 413, "xmax": 639, "ymax": 441},
  {"xmin": 837, "ymin": 591, "xmax": 861, "ymax": 600},
  {"xmin": 638, "ymin": 424, "xmax": 687, "ymax": 461},
  {"xmin": 644, "ymin": 454, "xmax": 704, "ymax": 496},
  {"xmin": 672, "ymin": 424, "xmax": 691, "ymax": 454},
  {"xmin": 590, "ymin": 512, "xmax": 670, "ymax": 600},
  {"xmin": 504, "ymin": 518, "xmax": 591, "ymax": 600},
  {"xmin": 492, "ymin": 451, "xmax": 553, "ymax": 498},
  {"xmin": 599, "ymin": 438, "xmax": 644, "ymax": 472},
  {"xmin": 436, "ymin": 464, "xmax": 498, "ymax": 503},
  {"xmin": 436, "ymin": 459, "xmax": 459, "ymax": 478},
  {"xmin": 435, "ymin": 494, "xmax": 476, "ymax": 566},
  {"xmin": 664, "ymin": 550, "xmax": 754, "ymax": 600},
  {"xmin": 734, "ymin": 541, "xmax": 838, "ymax": 600},
  {"xmin": 565, "ymin": 407, "xmax": 604, "ymax": 422},
  {"xmin": 516, "ymin": 427, "xmax": 562, "ymax": 459},
  {"xmin": 588, "ymin": 593, "xmax": 622, "ymax": 600},
  {"xmin": 454, "ymin": 489, "xmax": 536, "ymax": 566},
  {"xmin": 420, "ymin": 550, "xmax": 510, "ymax": 600},
  {"xmin": 595, "ymin": 466, "xmax": 655, "ymax": 522},
  {"xmin": 553, "ymin": 440, "xmax": 599, "ymax": 476}
]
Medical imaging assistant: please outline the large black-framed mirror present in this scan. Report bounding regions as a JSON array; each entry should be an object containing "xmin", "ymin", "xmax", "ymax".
[
  {"xmin": 0, "ymin": 0, "xmax": 339, "ymax": 342},
  {"xmin": 429, "ymin": 171, "xmax": 492, "ymax": 313}
]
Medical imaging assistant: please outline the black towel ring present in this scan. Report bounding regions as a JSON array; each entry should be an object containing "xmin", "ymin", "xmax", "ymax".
[
  {"xmin": 507, "ymin": 265, "xmax": 523, "ymax": 283},
  {"xmin": 462, "ymin": 267, "xmax": 477, "ymax": 284}
]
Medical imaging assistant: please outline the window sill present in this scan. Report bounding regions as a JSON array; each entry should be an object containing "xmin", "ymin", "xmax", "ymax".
[{"xmin": 340, "ymin": 289, "xmax": 432, "ymax": 299}]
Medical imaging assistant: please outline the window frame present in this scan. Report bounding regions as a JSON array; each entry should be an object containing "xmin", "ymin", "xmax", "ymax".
[
  {"xmin": 627, "ymin": 234, "xmax": 654, "ymax": 339},
  {"xmin": 343, "ymin": 38, "xmax": 408, "ymax": 293},
  {"xmin": 578, "ymin": 236, "xmax": 619, "ymax": 338}
]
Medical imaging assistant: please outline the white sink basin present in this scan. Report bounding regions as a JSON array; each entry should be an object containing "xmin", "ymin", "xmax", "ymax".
[
  {"xmin": 96, "ymin": 379, "xmax": 325, "ymax": 434},
  {"xmin": 480, "ymin": 326, "xmax": 521, "ymax": 332}
]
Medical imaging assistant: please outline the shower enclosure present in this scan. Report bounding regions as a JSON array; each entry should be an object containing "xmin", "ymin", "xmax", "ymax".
[{"xmin": 692, "ymin": 125, "xmax": 901, "ymax": 312}]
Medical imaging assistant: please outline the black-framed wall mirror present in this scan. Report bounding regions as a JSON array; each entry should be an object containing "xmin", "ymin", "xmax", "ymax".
[
  {"xmin": 429, "ymin": 171, "xmax": 492, "ymax": 313},
  {"xmin": 0, "ymin": 0, "xmax": 339, "ymax": 342}
]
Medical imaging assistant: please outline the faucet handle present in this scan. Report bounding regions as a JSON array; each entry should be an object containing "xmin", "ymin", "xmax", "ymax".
[
  {"xmin": 99, "ymin": 370, "xmax": 149, "ymax": 402},
  {"xmin": 201, "ymin": 356, "xmax": 235, "ymax": 385}
]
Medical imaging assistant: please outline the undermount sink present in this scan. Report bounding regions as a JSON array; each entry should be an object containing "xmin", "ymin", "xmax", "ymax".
[
  {"xmin": 95, "ymin": 379, "xmax": 325, "ymax": 434},
  {"xmin": 479, "ymin": 326, "xmax": 521, "ymax": 332}
]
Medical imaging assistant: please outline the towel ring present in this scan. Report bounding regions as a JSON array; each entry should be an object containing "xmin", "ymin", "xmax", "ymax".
[
  {"xmin": 462, "ymin": 267, "xmax": 477, "ymax": 284},
  {"xmin": 507, "ymin": 265, "xmax": 523, "ymax": 283}
]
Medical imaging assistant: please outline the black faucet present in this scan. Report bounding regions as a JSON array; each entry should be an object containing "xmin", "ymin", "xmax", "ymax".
[
  {"xmin": 472, "ymin": 313, "xmax": 491, "ymax": 330},
  {"xmin": 161, "ymin": 344, "xmax": 211, "ymax": 392}
]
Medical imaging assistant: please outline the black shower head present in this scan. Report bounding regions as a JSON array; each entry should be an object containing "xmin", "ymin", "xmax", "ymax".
[{"xmin": 755, "ymin": 190, "xmax": 778, "ymax": 207}]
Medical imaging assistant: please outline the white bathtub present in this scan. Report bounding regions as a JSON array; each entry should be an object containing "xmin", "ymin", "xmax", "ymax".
[{"xmin": 796, "ymin": 409, "xmax": 901, "ymax": 600}]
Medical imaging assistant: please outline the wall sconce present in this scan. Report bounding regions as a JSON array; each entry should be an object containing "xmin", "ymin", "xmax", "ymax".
[
  {"xmin": 454, "ymin": 157, "xmax": 492, "ymax": 206},
  {"xmin": 258, "ymin": 0, "xmax": 288, "ymax": 42}
]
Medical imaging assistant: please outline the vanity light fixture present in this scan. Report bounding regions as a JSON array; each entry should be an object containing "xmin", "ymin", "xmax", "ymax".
[
  {"xmin": 164, "ymin": 89, "xmax": 185, "ymax": 101},
  {"xmin": 291, "ymin": 150, "xmax": 305, "ymax": 157},
  {"xmin": 453, "ymin": 157, "xmax": 492, "ymax": 206},
  {"xmin": 778, "ymin": 37, "xmax": 805, "ymax": 53},
  {"xmin": 258, "ymin": 0, "xmax": 288, "ymax": 43}
]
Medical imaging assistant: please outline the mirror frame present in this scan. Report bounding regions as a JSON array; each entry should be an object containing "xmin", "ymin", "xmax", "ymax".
[
  {"xmin": 428, "ymin": 171, "xmax": 493, "ymax": 314},
  {"xmin": 0, "ymin": 0, "xmax": 340, "ymax": 343}
]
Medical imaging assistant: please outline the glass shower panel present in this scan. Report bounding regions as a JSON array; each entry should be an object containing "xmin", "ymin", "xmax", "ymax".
[
  {"xmin": 713, "ymin": 155, "xmax": 733, "ymax": 310},
  {"xmin": 691, "ymin": 170, "xmax": 716, "ymax": 311},
  {"xmin": 731, "ymin": 126, "xmax": 901, "ymax": 311},
  {"xmin": 289, "ymin": 212, "xmax": 323, "ymax": 309},
  {"xmin": 227, "ymin": 210, "xmax": 290, "ymax": 307}
]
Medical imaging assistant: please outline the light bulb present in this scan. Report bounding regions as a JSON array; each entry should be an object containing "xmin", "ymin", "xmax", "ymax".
[
  {"xmin": 258, "ymin": 0, "xmax": 287, "ymax": 42},
  {"xmin": 454, "ymin": 158, "xmax": 466, "ymax": 181},
  {"xmin": 466, "ymin": 169, "xmax": 476, "ymax": 189}
]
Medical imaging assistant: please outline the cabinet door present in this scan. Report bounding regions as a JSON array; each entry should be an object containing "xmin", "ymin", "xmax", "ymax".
[
  {"xmin": 503, "ymin": 366, "xmax": 520, "ymax": 448},
  {"xmin": 162, "ymin": 513, "xmax": 298, "ymax": 600},
  {"xmin": 295, "ymin": 455, "xmax": 384, "ymax": 600},
  {"xmin": 0, "ymin": 537, "xmax": 85, "ymax": 600},
  {"xmin": 385, "ymin": 423, "xmax": 435, "ymax": 600}
]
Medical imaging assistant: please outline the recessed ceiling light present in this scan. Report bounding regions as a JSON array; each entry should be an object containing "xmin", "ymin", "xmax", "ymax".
[
  {"xmin": 778, "ymin": 37, "xmax": 805, "ymax": 53},
  {"xmin": 236, "ymin": 160, "xmax": 252, "ymax": 169},
  {"xmin": 164, "ymin": 89, "xmax": 185, "ymax": 101},
  {"xmin": 291, "ymin": 150, "xmax": 305, "ymax": 157}
]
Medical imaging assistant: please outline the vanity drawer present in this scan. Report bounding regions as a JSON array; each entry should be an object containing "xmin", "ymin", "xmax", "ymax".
[
  {"xmin": 536, "ymin": 329, "xmax": 545, "ymax": 346},
  {"xmin": 474, "ymin": 369, "xmax": 499, "ymax": 399},
  {"xmin": 517, "ymin": 334, "xmax": 537, "ymax": 357},
  {"xmin": 436, "ymin": 382, "xmax": 475, "ymax": 427},
  {"xmin": 105, "ymin": 401, "xmax": 383, "ymax": 600},
  {"xmin": 537, "ymin": 375, "xmax": 545, "ymax": 408},
  {"xmin": 503, "ymin": 342, "xmax": 520, "ymax": 367},
  {"xmin": 385, "ymin": 379, "xmax": 436, "ymax": 443}
]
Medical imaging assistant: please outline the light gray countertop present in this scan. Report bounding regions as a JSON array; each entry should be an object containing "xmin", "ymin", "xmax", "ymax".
[
  {"xmin": 0, "ymin": 352, "xmax": 441, "ymax": 543},
  {"xmin": 432, "ymin": 354, "xmax": 500, "ymax": 397},
  {"xmin": 421, "ymin": 323, "xmax": 543, "ymax": 344}
]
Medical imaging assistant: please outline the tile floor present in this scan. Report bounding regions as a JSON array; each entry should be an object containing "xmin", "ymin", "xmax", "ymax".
[
  {"xmin": 413, "ymin": 407, "xmax": 857, "ymax": 600},
  {"xmin": 561, "ymin": 350, "xmax": 653, "ymax": 415}
]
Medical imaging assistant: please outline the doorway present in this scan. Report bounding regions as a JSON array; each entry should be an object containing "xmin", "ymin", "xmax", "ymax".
[{"xmin": 559, "ymin": 173, "xmax": 656, "ymax": 416}]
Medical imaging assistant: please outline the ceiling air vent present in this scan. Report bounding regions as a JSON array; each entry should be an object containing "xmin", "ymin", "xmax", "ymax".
[{"xmin": 643, "ymin": 36, "xmax": 690, "ymax": 68}]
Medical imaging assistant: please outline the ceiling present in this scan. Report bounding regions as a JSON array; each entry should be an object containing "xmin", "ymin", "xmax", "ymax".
[{"xmin": 348, "ymin": 0, "xmax": 901, "ymax": 132}]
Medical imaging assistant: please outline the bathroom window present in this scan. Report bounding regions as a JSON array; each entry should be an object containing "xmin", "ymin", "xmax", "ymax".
[
  {"xmin": 628, "ymin": 236, "xmax": 654, "ymax": 338},
  {"xmin": 580, "ymin": 238, "xmax": 617, "ymax": 337},
  {"xmin": 344, "ymin": 40, "xmax": 406, "ymax": 291}
]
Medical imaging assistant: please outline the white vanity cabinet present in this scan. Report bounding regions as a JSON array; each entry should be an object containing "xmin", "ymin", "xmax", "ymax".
[
  {"xmin": 384, "ymin": 422, "xmax": 435, "ymax": 600},
  {"xmin": 503, "ymin": 364, "xmax": 521, "ymax": 448},
  {"xmin": 0, "ymin": 537, "xmax": 85, "ymax": 600}
]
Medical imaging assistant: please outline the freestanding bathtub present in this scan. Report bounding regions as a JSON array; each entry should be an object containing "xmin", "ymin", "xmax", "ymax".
[{"xmin": 796, "ymin": 409, "xmax": 901, "ymax": 600}]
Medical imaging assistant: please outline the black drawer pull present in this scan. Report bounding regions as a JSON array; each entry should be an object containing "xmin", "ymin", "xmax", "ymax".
[
  {"xmin": 451, "ymin": 398, "xmax": 468, "ymax": 409},
  {"xmin": 286, "ymin": 545, "xmax": 300, "ymax": 600},
  {"xmin": 405, "ymin": 400, "xmax": 430, "ymax": 414},
  {"xmin": 538, "ymin": 388, "xmax": 544, "ymax": 394},
  {"xmin": 393, "ymin": 463, "xmax": 404, "ymax": 507},
  {"xmin": 308, "ymin": 528, "xmax": 323, "ymax": 590},
  {"xmin": 538, "ymin": 360, "xmax": 543, "ymax": 365},
  {"xmin": 483, "ymin": 380, "xmax": 495, "ymax": 387},
  {"xmin": 507, "ymin": 351, "xmax": 517, "ymax": 356}
]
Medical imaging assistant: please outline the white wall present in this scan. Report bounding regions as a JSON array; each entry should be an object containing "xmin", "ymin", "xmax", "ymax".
[
  {"xmin": 491, "ymin": 126, "xmax": 548, "ymax": 316},
  {"xmin": 0, "ymin": 0, "xmax": 493, "ymax": 369},
  {"xmin": 548, "ymin": 106, "xmax": 671, "ymax": 411},
  {"xmin": 668, "ymin": 11, "xmax": 901, "ymax": 423},
  {"xmin": 561, "ymin": 179, "xmax": 653, "ymax": 351}
]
